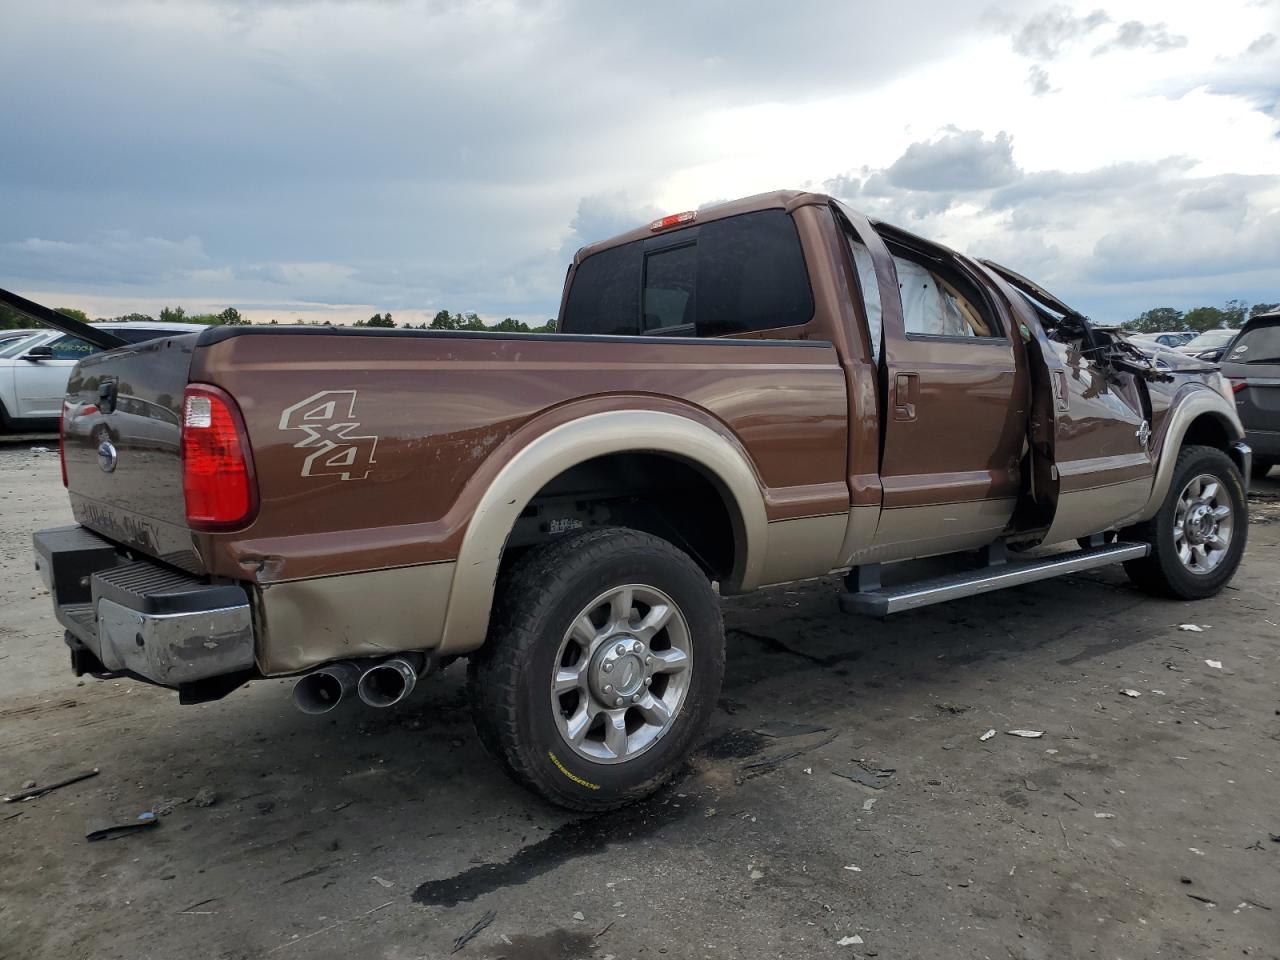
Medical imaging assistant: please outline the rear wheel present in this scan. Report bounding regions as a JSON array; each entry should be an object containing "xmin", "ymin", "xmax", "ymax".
[
  {"xmin": 468, "ymin": 527, "xmax": 725, "ymax": 810},
  {"xmin": 1123, "ymin": 445, "xmax": 1247, "ymax": 599}
]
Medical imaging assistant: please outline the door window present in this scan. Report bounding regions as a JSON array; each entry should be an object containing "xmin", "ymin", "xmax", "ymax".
[
  {"xmin": 892, "ymin": 255, "xmax": 994, "ymax": 338},
  {"xmin": 48, "ymin": 336, "xmax": 98, "ymax": 360},
  {"xmin": 845, "ymin": 236, "xmax": 883, "ymax": 361}
]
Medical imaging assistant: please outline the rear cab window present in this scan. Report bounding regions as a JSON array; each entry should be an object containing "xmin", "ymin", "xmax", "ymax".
[{"xmin": 561, "ymin": 209, "xmax": 815, "ymax": 338}]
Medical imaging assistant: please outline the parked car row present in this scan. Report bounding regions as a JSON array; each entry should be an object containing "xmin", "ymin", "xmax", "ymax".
[{"xmin": 0, "ymin": 323, "xmax": 206, "ymax": 430}]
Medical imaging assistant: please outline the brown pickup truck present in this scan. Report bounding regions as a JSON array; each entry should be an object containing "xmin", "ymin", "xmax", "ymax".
[{"xmin": 19, "ymin": 190, "xmax": 1251, "ymax": 810}]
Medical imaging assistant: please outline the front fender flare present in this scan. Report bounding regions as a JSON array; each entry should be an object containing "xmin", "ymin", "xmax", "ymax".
[
  {"xmin": 436, "ymin": 409, "xmax": 768, "ymax": 655},
  {"xmin": 1135, "ymin": 388, "xmax": 1245, "ymax": 521}
]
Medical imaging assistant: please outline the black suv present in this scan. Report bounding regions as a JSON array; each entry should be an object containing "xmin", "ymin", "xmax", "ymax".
[{"xmin": 1221, "ymin": 311, "xmax": 1280, "ymax": 480}]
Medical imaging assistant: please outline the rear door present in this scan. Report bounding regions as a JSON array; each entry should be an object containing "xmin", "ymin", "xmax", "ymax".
[{"xmin": 865, "ymin": 225, "xmax": 1027, "ymax": 557}]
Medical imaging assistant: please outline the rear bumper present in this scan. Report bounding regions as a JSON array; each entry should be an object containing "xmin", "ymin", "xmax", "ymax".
[{"xmin": 33, "ymin": 525, "xmax": 255, "ymax": 689}]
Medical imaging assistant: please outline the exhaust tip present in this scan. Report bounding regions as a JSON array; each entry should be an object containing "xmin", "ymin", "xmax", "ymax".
[
  {"xmin": 357, "ymin": 657, "xmax": 419, "ymax": 708},
  {"xmin": 292, "ymin": 662, "xmax": 361, "ymax": 715}
]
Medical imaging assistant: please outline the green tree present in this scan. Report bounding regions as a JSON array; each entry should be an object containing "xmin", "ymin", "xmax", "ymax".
[
  {"xmin": 217, "ymin": 307, "xmax": 247, "ymax": 326},
  {"xmin": 1222, "ymin": 299, "xmax": 1248, "ymax": 327},
  {"xmin": 491, "ymin": 317, "xmax": 530, "ymax": 332},
  {"xmin": 459, "ymin": 312, "xmax": 485, "ymax": 331},
  {"xmin": 1249, "ymin": 301, "xmax": 1280, "ymax": 319},
  {"xmin": 186, "ymin": 314, "xmax": 222, "ymax": 325},
  {"xmin": 1123, "ymin": 307, "xmax": 1183, "ymax": 333},
  {"xmin": 53, "ymin": 306, "xmax": 89, "ymax": 324},
  {"xmin": 357, "ymin": 312, "xmax": 396, "ymax": 328},
  {"xmin": 530, "ymin": 319, "xmax": 557, "ymax": 333},
  {"xmin": 429, "ymin": 309, "xmax": 459, "ymax": 330},
  {"xmin": 113, "ymin": 312, "xmax": 155, "ymax": 324},
  {"xmin": 1183, "ymin": 306, "xmax": 1229, "ymax": 333},
  {"xmin": 160, "ymin": 305, "xmax": 187, "ymax": 324}
]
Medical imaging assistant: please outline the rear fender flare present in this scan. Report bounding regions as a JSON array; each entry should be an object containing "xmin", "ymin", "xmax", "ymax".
[{"xmin": 437, "ymin": 409, "xmax": 768, "ymax": 655}]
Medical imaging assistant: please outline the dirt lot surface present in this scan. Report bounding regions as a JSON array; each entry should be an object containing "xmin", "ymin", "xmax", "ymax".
[{"xmin": 2, "ymin": 444, "xmax": 1278, "ymax": 960}]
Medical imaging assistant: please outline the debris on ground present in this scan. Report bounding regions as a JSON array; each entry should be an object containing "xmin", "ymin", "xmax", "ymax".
[
  {"xmin": 830, "ymin": 766, "xmax": 889, "ymax": 789},
  {"xmin": 85, "ymin": 812, "xmax": 159, "ymax": 842},
  {"xmin": 256, "ymin": 799, "xmax": 276, "ymax": 814},
  {"xmin": 754, "ymin": 720, "xmax": 830, "ymax": 738},
  {"xmin": 980, "ymin": 729, "xmax": 996, "ymax": 741},
  {"xmin": 1121, "ymin": 689, "xmax": 1142, "ymax": 698},
  {"xmin": 4, "ymin": 768, "xmax": 99, "ymax": 803},
  {"xmin": 572, "ymin": 911, "xmax": 586, "ymax": 921},
  {"xmin": 1178, "ymin": 624, "xmax": 1205, "ymax": 632},
  {"xmin": 1095, "ymin": 812, "xmax": 1116, "ymax": 819},
  {"xmin": 1006, "ymin": 730, "xmax": 1044, "ymax": 738},
  {"xmin": 451, "ymin": 909, "xmax": 496, "ymax": 954},
  {"xmin": 933, "ymin": 702, "xmax": 970, "ymax": 714},
  {"xmin": 372, "ymin": 876, "xmax": 394, "ymax": 888},
  {"xmin": 837, "ymin": 934, "xmax": 864, "ymax": 945},
  {"xmin": 151, "ymin": 797, "xmax": 185, "ymax": 817},
  {"xmin": 1205, "ymin": 660, "xmax": 1223, "ymax": 670},
  {"xmin": 843, "ymin": 864, "xmax": 862, "ymax": 872},
  {"xmin": 862, "ymin": 798, "xmax": 877, "ymax": 812},
  {"xmin": 192, "ymin": 787, "xmax": 218, "ymax": 808}
]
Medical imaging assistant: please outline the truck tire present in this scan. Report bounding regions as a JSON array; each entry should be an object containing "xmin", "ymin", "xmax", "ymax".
[
  {"xmin": 467, "ymin": 526, "xmax": 725, "ymax": 811},
  {"xmin": 1122, "ymin": 445, "xmax": 1248, "ymax": 600}
]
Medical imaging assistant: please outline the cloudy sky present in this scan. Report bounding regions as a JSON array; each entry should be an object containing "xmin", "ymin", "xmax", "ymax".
[{"xmin": 2, "ymin": 0, "xmax": 1277, "ymax": 326}]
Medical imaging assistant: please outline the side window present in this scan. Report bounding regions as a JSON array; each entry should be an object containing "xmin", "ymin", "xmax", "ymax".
[
  {"xmin": 642, "ymin": 243, "xmax": 696, "ymax": 333},
  {"xmin": 562, "ymin": 241, "xmax": 642, "ymax": 335},
  {"xmin": 696, "ymin": 209, "xmax": 813, "ymax": 337},
  {"xmin": 845, "ymin": 235, "xmax": 883, "ymax": 361},
  {"xmin": 891, "ymin": 253, "xmax": 996, "ymax": 338},
  {"xmin": 48, "ymin": 336, "xmax": 98, "ymax": 360}
]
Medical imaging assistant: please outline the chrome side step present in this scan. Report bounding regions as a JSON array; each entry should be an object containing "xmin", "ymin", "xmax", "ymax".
[{"xmin": 840, "ymin": 541, "xmax": 1150, "ymax": 616}]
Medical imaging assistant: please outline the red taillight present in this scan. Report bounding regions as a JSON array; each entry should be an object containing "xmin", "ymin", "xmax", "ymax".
[
  {"xmin": 58, "ymin": 402, "xmax": 68, "ymax": 487},
  {"xmin": 181, "ymin": 384, "xmax": 257, "ymax": 530},
  {"xmin": 1229, "ymin": 379, "xmax": 1247, "ymax": 394},
  {"xmin": 649, "ymin": 210, "xmax": 696, "ymax": 231}
]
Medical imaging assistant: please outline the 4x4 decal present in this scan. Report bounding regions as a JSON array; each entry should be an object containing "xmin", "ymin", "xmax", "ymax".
[{"xmin": 279, "ymin": 390, "xmax": 379, "ymax": 480}]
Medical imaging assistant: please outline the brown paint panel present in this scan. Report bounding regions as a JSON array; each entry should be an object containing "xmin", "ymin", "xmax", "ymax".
[{"xmin": 188, "ymin": 334, "xmax": 849, "ymax": 582}]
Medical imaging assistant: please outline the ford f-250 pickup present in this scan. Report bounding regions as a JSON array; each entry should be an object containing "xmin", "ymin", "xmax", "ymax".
[{"xmin": 12, "ymin": 190, "xmax": 1251, "ymax": 810}]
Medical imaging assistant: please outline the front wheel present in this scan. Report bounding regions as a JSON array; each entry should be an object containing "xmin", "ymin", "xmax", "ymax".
[
  {"xmin": 1123, "ymin": 445, "xmax": 1248, "ymax": 599},
  {"xmin": 468, "ymin": 527, "xmax": 725, "ymax": 811}
]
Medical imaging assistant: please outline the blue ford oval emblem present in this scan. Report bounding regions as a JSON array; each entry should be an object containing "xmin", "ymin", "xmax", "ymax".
[{"xmin": 97, "ymin": 440, "xmax": 118, "ymax": 473}]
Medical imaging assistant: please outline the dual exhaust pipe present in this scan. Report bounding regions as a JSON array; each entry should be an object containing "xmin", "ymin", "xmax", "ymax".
[{"xmin": 292, "ymin": 653, "xmax": 432, "ymax": 715}]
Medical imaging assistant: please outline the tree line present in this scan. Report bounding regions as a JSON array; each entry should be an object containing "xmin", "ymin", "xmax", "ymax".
[
  {"xmin": 1121, "ymin": 300, "xmax": 1278, "ymax": 334},
  {"xmin": 0, "ymin": 303, "xmax": 555, "ymax": 333}
]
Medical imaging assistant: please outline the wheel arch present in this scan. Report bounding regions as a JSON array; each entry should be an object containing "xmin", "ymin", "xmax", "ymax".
[
  {"xmin": 436, "ymin": 408, "xmax": 768, "ymax": 655},
  {"xmin": 1136, "ymin": 388, "xmax": 1245, "ymax": 521}
]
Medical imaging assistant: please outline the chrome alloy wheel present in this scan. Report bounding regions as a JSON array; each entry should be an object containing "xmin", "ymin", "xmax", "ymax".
[
  {"xmin": 1174, "ymin": 473, "xmax": 1234, "ymax": 574},
  {"xmin": 550, "ymin": 584, "xmax": 692, "ymax": 764}
]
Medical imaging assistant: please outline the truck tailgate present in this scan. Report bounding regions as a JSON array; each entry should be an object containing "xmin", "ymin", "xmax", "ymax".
[{"xmin": 62, "ymin": 332, "xmax": 204, "ymax": 572}]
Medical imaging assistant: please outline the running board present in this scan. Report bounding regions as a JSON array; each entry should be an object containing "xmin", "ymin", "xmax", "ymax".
[{"xmin": 840, "ymin": 542, "xmax": 1150, "ymax": 616}]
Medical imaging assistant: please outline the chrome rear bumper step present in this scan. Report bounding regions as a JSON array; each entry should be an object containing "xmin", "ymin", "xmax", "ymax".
[{"xmin": 840, "ymin": 542, "xmax": 1150, "ymax": 616}]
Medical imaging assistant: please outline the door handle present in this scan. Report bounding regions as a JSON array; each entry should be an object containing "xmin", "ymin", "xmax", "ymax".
[
  {"xmin": 894, "ymin": 372, "xmax": 919, "ymax": 421},
  {"xmin": 1052, "ymin": 369, "xmax": 1070, "ymax": 413}
]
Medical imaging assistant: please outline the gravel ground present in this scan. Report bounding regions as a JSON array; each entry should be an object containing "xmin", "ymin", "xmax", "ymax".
[{"xmin": 1, "ymin": 444, "xmax": 1277, "ymax": 960}]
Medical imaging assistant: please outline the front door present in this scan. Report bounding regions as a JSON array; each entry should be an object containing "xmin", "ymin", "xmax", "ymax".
[
  {"xmin": 839, "ymin": 210, "xmax": 1028, "ymax": 560},
  {"xmin": 12, "ymin": 334, "xmax": 96, "ymax": 418}
]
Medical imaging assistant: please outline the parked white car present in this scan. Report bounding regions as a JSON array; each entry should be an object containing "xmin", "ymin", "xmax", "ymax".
[{"xmin": 0, "ymin": 323, "xmax": 206, "ymax": 430}]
